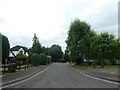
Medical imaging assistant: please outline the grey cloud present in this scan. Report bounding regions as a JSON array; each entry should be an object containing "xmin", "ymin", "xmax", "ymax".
[
  {"xmin": 0, "ymin": 18, "xmax": 7, "ymax": 23},
  {"xmin": 2, "ymin": 0, "xmax": 119, "ymax": 52},
  {"xmin": 40, "ymin": 32, "xmax": 67, "ymax": 52},
  {"xmin": 8, "ymin": 31, "xmax": 67, "ymax": 52},
  {"xmin": 9, "ymin": 35, "xmax": 32, "ymax": 48},
  {"xmin": 63, "ymin": 1, "xmax": 118, "ymax": 38}
]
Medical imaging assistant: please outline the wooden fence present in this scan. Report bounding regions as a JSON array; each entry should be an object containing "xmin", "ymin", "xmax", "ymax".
[{"xmin": 1, "ymin": 64, "xmax": 33, "ymax": 74}]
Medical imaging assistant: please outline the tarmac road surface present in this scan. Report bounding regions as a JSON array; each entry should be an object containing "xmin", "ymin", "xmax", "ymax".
[{"xmin": 4, "ymin": 63, "xmax": 118, "ymax": 88}]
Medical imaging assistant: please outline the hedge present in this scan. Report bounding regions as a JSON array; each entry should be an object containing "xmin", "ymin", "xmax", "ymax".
[
  {"xmin": 39, "ymin": 53, "xmax": 48, "ymax": 65},
  {"xmin": 31, "ymin": 53, "xmax": 40, "ymax": 66}
]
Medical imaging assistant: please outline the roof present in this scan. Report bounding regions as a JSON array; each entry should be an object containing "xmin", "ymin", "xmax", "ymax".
[{"xmin": 10, "ymin": 45, "xmax": 28, "ymax": 52}]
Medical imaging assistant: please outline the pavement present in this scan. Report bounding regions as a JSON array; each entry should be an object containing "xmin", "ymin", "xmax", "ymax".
[
  {"xmin": 72, "ymin": 65, "xmax": 120, "ymax": 83},
  {"xmin": 1, "ymin": 64, "xmax": 48, "ymax": 87},
  {"xmin": 3, "ymin": 63, "xmax": 119, "ymax": 88}
]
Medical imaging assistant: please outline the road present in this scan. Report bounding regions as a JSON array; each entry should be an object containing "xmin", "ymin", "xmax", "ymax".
[{"xmin": 5, "ymin": 63, "xmax": 118, "ymax": 88}]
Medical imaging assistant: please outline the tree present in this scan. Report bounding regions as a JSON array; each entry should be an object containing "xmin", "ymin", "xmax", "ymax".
[
  {"xmin": 66, "ymin": 19, "xmax": 92, "ymax": 64},
  {"xmin": 2, "ymin": 34, "xmax": 10, "ymax": 64},
  {"xmin": 41, "ymin": 46, "xmax": 49, "ymax": 55},
  {"xmin": 110, "ymin": 39, "xmax": 120, "ymax": 65},
  {"xmin": 90, "ymin": 32, "xmax": 117, "ymax": 68},
  {"xmin": 16, "ymin": 51, "xmax": 27, "ymax": 64},
  {"xmin": 90, "ymin": 34, "xmax": 99, "ymax": 68},
  {"xmin": 30, "ymin": 33, "xmax": 42, "ymax": 54},
  {"xmin": 116, "ymin": 39, "xmax": 120, "ymax": 61},
  {"xmin": 49, "ymin": 44, "xmax": 63, "ymax": 62},
  {"xmin": 63, "ymin": 49, "xmax": 70, "ymax": 63}
]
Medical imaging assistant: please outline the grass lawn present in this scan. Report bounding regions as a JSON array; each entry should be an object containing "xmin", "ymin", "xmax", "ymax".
[
  {"xmin": 75, "ymin": 65, "xmax": 120, "ymax": 69},
  {"xmin": 74, "ymin": 65, "xmax": 120, "ymax": 75}
]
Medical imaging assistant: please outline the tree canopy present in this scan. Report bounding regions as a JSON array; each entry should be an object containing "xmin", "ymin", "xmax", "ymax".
[
  {"xmin": 30, "ymin": 33, "xmax": 42, "ymax": 54},
  {"xmin": 2, "ymin": 34, "xmax": 10, "ymax": 64},
  {"xmin": 66, "ymin": 19, "xmax": 92, "ymax": 64},
  {"xmin": 66, "ymin": 19, "xmax": 120, "ymax": 67},
  {"xmin": 49, "ymin": 44, "xmax": 63, "ymax": 62}
]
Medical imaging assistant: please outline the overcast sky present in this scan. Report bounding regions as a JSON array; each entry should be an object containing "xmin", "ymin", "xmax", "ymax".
[{"xmin": 0, "ymin": 0, "xmax": 119, "ymax": 51}]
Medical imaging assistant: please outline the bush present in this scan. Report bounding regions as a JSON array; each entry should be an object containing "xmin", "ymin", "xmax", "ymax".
[
  {"xmin": 16, "ymin": 51, "xmax": 27, "ymax": 64},
  {"xmin": 110, "ymin": 59, "xmax": 117, "ymax": 65},
  {"xmin": 75, "ymin": 56, "xmax": 84, "ymax": 65},
  {"xmin": 31, "ymin": 53, "xmax": 40, "ymax": 66},
  {"xmin": 47, "ymin": 56, "xmax": 52, "ymax": 64},
  {"xmin": 39, "ymin": 53, "xmax": 47, "ymax": 65}
]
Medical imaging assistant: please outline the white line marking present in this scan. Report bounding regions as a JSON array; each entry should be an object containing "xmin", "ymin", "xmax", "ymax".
[
  {"xmin": 2, "ymin": 67, "xmax": 49, "ymax": 88},
  {"xmin": 72, "ymin": 68, "xmax": 119, "ymax": 85}
]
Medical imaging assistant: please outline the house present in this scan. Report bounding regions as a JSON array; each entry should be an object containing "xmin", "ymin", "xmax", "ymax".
[
  {"xmin": 8, "ymin": 45, "xmax": 29, "ymax": 63},
  {"xmin": 9, "ymin": 45, "xmax": 29, "ymax": 57}
]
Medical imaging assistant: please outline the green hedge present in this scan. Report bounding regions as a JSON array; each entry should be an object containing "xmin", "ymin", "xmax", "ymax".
[
  {"xmin": 31, "ymin": 53, "xmax": 40, "ymax": 66},
  {"xmin": 31, "ymin": 53, "xmax": 51, "ymax": 66},
  {"xmin": 39, "ymin": 53, "xmax": 48, "ymax": 65}
]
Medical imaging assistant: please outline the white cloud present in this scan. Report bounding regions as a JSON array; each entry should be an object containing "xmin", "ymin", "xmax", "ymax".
[{"xmin": 0, "ymin": 0, "xmax": 119, "ymax": 51}]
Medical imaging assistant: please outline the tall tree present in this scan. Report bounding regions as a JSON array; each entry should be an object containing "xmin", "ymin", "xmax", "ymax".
[
  {"xmin": 2, "ymin": 34, "xmax": 10, "ymax": 64},
  {"xmin": 30, "ymin": 33, "xmax": 42, "ymax": 54},
  {"xmin": 66, "ymin": 19, "xmax": 92, "ymax": 64}
]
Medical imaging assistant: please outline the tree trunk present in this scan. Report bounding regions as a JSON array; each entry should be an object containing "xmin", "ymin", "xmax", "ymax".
[
  {"xmin": 3, "ymin": 64, "xmax": 6, "ymax": 74},
  {"xmin": 87, "ymin": 60, "xmax": 89, "ymax": 67},
  {"xmin": 93, "ymin": 60, "xmax": 96, "ymax": 68},
  {"xmin": 101, "ymin": 59, "xmax": 104, "ymax": 68}
]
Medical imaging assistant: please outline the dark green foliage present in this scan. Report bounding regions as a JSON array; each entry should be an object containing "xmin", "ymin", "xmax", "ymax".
[
  {"xmin": 31, "ymin": 53, "xmax": 40, "ymax": 66},
  {"xmin": 41, "ymin": 47, "xmax": 49, "ymax": 55},
  {"xmin": 64, "ymin": 49, "xmax": 70, "ymax": 63},
  {"xmin": 49, "ymin": 44, "xmax": 63, "ymax": 62},
  {"xmin": 109, "ymin": 59, "xmax": 117, "ymax": 65},
  {"xmin": 2, "ymin": 34, "xmax": 10, "ymax": 64},
  {"xmin": 47, "ymin": 56, "xmax": 52, "ymax": 64},
  {"xmin": 39, "ymin": 53, "xmax": 48, "ymax": 65},
  {"xmin": 30, "ymin": 33, "xmax": 42, "ymax": 54},
  {"xmin": 75, "ymin": 55, "xmax": 84, "ymax": 65},
  {"xmin": 90, "ymin": 32, "xmax": 118, "ymax": 68},
  {"xmin": 28, "ymin": 54, "xmax": 32, "ymax": 64},
  {"xmin": 66, "ymin": 19, "xmax": 92, "ymax": 64},
  {"xmin": 16, "ymin": 51, "xmax": 27, "ymax": 64},
  {"xmin": 66, "ymin": 19, "xmax": 120, "ymax": 67}
]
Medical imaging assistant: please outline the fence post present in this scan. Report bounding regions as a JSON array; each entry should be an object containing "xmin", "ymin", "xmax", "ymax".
[
  {"xmin": 3, "ymin": 64, "xmax": 6, "ymax": 74},
  {"xmin": 19, "ymin": 65, "xmax": 20, "ymax": 71}
]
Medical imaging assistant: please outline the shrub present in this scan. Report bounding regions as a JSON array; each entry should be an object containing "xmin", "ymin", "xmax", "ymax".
[
  {"xmin": 16, "ymin": 51, "xmax": 27, "ymax": 64},
  {"xmin": 31, "ymin": 53, "xmax": 40, "ymax": 66},
  {"xmin": 39, "ymin": 53, "xmax": 47, "ymax": 65},
  {"xmin": 47, "ymin": 56, "xmax": 52, "ymax": 64},
  {"xmin": 110, "ymin": 59, "xmax": 117, "ymax": 65}
]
